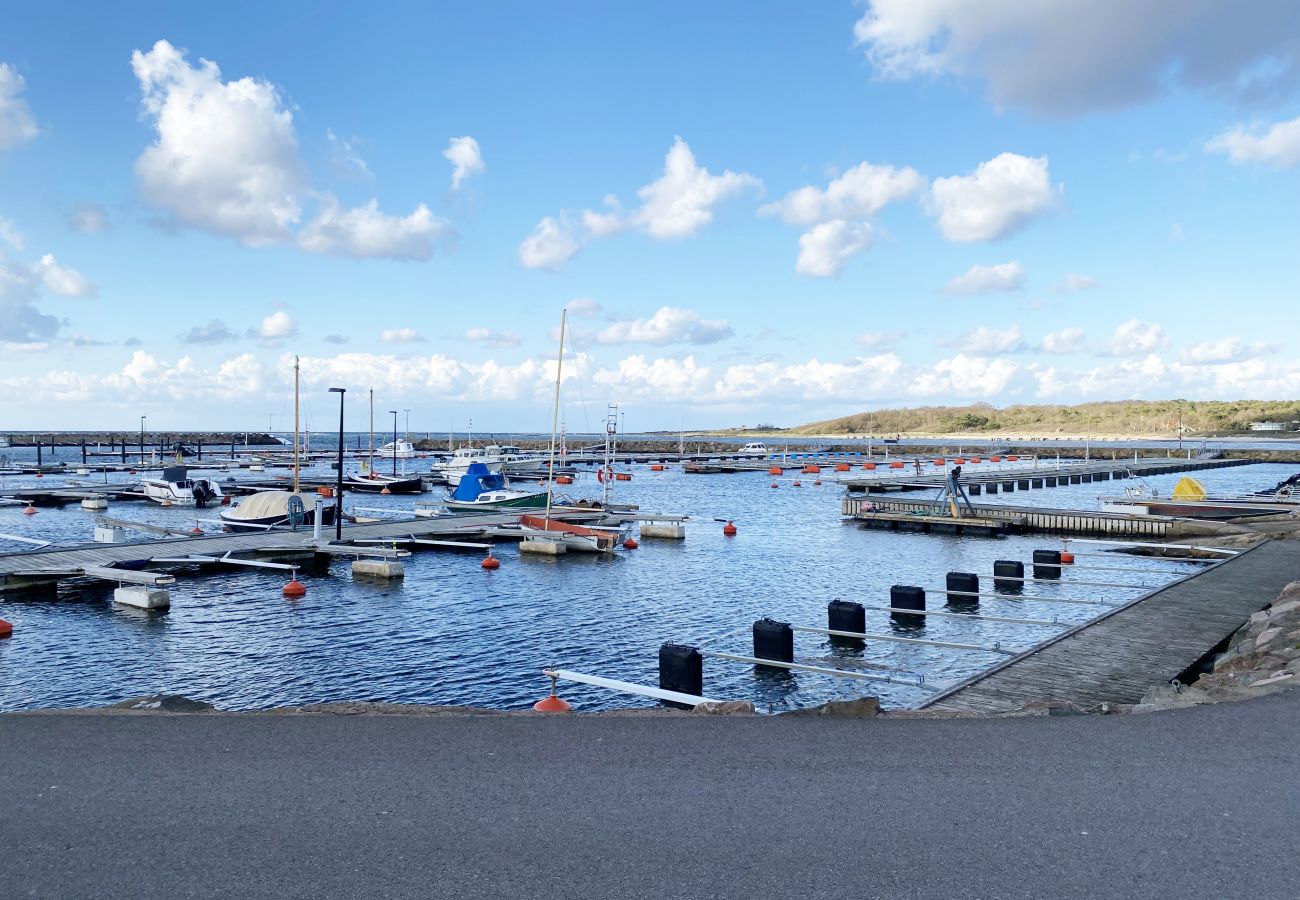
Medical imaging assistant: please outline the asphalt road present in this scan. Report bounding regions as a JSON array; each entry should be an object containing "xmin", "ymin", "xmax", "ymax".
[{"xmin": 3, "ymin": 692, "xmax": 1298, "ymax": 900}]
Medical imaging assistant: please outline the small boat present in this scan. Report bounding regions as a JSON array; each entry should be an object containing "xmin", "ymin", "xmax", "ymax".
[
  {"xmin": 220, "ymin": 491, "xmax": 337, "ymax": 531},
  {"xmin": 433, "ymin": 445, "xmax": 545, "ymax": 486},
  {"xmin": 139, "ymin": 465, "xmax": 224, "ymax": 507},
  {"xmin": 1099, "ymin": 476, "xmax": 1295, "ymax": 519},
  {"xmin": 443, "ymin": 463, "xmax": 547, "ymax": 511},
  {"xmin": 343, "ymin": 470, "xmax": 424, "ymax": 494},
  {"xmin": 738, "ymin": 442, "xmax": 768, "ymax": 456},
  {"xmin": 519, "ymin": 513, "xmax": 619, "ymax": 553},
  {"xmin": 377, "ymin": 440, "xmax": 417, "ymax": 459}
]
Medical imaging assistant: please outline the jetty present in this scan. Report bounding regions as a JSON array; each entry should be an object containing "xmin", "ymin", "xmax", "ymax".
[
  {"xmin": 920, "ymin": 539, "xmax": 1299, "ymax": 713},
  {"xmin": 838, "ymin": 456, "xmax": 1249, "ymax": 493}
]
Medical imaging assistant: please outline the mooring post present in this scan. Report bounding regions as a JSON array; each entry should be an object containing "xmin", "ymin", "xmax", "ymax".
[
  {"xmin": 36, "ymin": 439, "xmax": 42, "ymax": 467},
  {"xmin": 81, "ymin": 439, "xmax": 87, "ymax": 464}
]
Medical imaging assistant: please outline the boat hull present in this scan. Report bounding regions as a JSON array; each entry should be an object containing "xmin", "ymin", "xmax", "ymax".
[{"xmin": 344, "ymin": 475, "xmax": 424, "ymax": 494}]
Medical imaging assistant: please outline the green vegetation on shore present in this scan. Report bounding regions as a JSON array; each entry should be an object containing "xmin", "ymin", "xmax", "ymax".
[{"xmin": 784, "ymin": 400, "xmax": 1300, "ymax": 437}]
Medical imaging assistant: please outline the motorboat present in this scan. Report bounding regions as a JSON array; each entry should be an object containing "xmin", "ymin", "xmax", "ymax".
[
  {"xmin": 442, "ymin": 463, "xmax": 547, "ymax": 512},
  {"xmin": 738, "ymin": 442, "xmax": 769, "ymax": 456},
  {"xmin": 219, "ymin": 490, "xmax": 337, "ymax": 532},
  {"xmin": 139, "ymin": 466, "xmax": 224, "ymax": 507},
  {"xmin": 519, "ymin": 513, "xmax": 621, "ymax": 553},
  {"xmin": 433, "ymin": 444, "xmax": 545, "ymax": 486},
  {"xmin": 343, "ymin": 469, "xmax": 424, "ymax": 494},
  {"xmin": 377, "ymin": 440, "xmax": 417, "ymax": 459},
  {"xmin": 1099, "ymin": 476, "xmax": 1296, "ymax": 520}
]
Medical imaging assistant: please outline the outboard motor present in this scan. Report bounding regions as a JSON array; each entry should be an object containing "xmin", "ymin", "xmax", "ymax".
[{"xmin": 192, "ymin": 481, "xmax": 213, "ymax": 508}]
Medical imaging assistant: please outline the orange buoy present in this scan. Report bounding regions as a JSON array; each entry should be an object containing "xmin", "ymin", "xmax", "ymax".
[
  {"xmin": 23, "ymin": 504, "xmax": 37, "ymax": 516},
  {"xmin": 793, "ymin": 480, "xmax": 802, "ymax": 487},
  {"xmin": 1007, "ymin": 455, "xmax": 1019, "ymax": 462},
  {"xmin": 189, "ymin": 527, "xmax": 204, "ymax": 535},
  {"xmin": 722, "ymin": 520, "xmax": 737, "ymax": 536},
  {"xmin": 768, "ymin": 466, "xmax": 783, "ymax": 476},
  {"xmin": 623, "ymin": 538, "xmax": 639, "ymax": 550},
  {"xmin": 955, "ymin": 458, "xmax": 966, "ymax": 465},
  {"xmin": 533, "ymin": 693, "xmax": 572, "ymax": 713},
  {"xmin": 481, "ymin": 553, "xmax": 500, "ymax": 570},
  {"xmin": 318, "ymin": 486, "xmax": 333, "ymax": 497},
  {"xmin": 990, "ymin": 456, "xmax": 1002, "ymax": 463},
  {"xmin": 380, "ymin": 486, "xmax": 392, "ymax": 495},
  {"xmin": 650, "ymin": 464, "xmax": 664, "ymax": 471},
  {"xmin": 889, "ymin": 461, "xmax": 904, "ymax": 469},
  {"xmin": 835, "ymin": 463, "xmax": 850, "ymax": 472},
  {"xmin": 556, "ymin": 475, "xmax": 574, "ymax": 485},
  {"xmin": 0, "ymin": 618, "xmax": 12, "ymax": 638},
  {"xmin": 863, "ymin": 463, "xmax": 875, "ymax": 470},
  {"xmin": 803, "ymin": 464, "xmax": 821, "ymax": 474},
  {"xmin": 1060, "ymin": 551, "xmax": 1076, "ymax": 564},
  {"xmin": 770, "ymin": 481, "xmax": 779, "ymax": 488},
  {"xmin": 282, "ymin": 578, "xmax": 307, "ymax": 599},
  {"xmin": 933, "ymin": 459, "xmax": 945, "ymax": 466},
  {"xmin": 615, "ymin": 473, "xmax": 631, "ymax": 481},
  {"xmin": 221, "ymin": 495, "xmax": 232, "ymax": 506},
  {"xmin": 160, "ymin": 500, "xmax": 173, "ymax": 507},
  {"xmin": 814, "ymin": 479, "xmax": 822, "ymax": 486},
  {"xmin": 35, "ymin": 472, "xmax": 43, "ymax": 478},
  {"xmin": 970, "ymin": 457, "xmax": 982, "ymax": 464}
]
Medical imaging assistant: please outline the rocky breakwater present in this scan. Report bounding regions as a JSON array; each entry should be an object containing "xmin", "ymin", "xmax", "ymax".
[{"xmin": 1135, "ymin": 581, "xmax": 1300, "ymax": 712}]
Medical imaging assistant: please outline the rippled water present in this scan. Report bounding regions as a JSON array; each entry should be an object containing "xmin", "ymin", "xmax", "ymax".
[{"xmin": 1, "ymin": 450, "xmax": 1293, "ymax": 713}]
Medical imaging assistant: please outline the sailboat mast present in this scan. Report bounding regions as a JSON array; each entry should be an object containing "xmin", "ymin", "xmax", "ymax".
[
  {"xmin": 368, "ymin": 388, "xmax": 374, "ymax": 472},
  {"xmin": 293, "ymin": 355, "xmax": 300, "ymax": 493},
  {"xmin": 543, "ymin": 309, "xmax": 567, "ymax": 525}
]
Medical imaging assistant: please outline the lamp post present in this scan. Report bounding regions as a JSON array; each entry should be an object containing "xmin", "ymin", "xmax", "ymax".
[
  {"xmin": 329, "ymin": 388, "xmax": 346, "ymax": 540},
  {"xmin": 140, "ymin": 415, "xmax": 147, "ymax": 466},
  {"xmin": 389, "ymin": 410, "xmax": 398, "ymax": 476}
]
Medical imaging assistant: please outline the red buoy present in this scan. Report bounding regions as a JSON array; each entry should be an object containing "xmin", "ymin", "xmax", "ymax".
[
  {"xmin": 0, "ymin": 618, "xmax": 12, "ymax": 639},
  {"xmin": 380, "ymin": 486, "xmax": 392, "ymax": 495},
  {"xmin": 35, "ymin": 472, "xmax": 43, "ymax": 478},
  {"xmin": 481, "ymin": 553, "xmax": 500, "ymax": 570},
  {"xmin": 1060, "ymin": 551, "xmax": 1076, "ymax": 564},
  {"xmin": 282, "ymin": 578, "xmax": 307, "ymax": 599},
  {"xmin": 189, "ymin": 527, "xmax": 204, "ymax": 535},
  {"xmin": 793, "ymin": 480, "xmax": 802, "ymax": 487},
  {"xmin": 722, "ymin": 520, "xmax": 737, "ymax": 536},
  {"xmin": 623, "ymin": 537, "xmax": 639, "ymax": 550},
  {"xmin": 533, "ymin": 693, "xmax": 572, "ymax": 713},
  {"xmin": 770, "ymin": 481, "xmax": 779, "ymax": 488},
  {"xmin": 650, "ymin": 464, "xmax": 664, "ymax": 471},
  {"xmin": 768, "ymin": 466, "xmax": 783, "ymax": 476},
  {"xmin": 814, "ymin": 479, "xmax": 822, "ymax": 486},
  {"xmin": 23, "ymin": 504, "xmax": 37, "ymax": 516}
]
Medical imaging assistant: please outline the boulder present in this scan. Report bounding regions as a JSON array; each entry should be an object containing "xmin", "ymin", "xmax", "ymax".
[
  {"xmin": 109, "ymin": 694, "xmax": 215, "ymax": 713},
  {"xmin": 692, "ymin": 700, "xmax": 756, "ymax": 716}
]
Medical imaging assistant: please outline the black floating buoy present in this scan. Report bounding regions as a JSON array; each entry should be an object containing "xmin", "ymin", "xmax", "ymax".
[
  {"xmin": 993, "ymin": 559, "xmax": 1025, "ymax": 591},
  {"xmin": 1033, "ymin": 549, "xmax": 1062, "ymax": 580},
  {"xmin": 890, "ymin": 584, "xmax": 926, "ymax": 625},
  {"xmin": 752, "ymin": 618, "xmax": 794, "ymax": 666},
  {"xmin": 828, "ymin": 599, "xmax": 866, "ymax": 647},
  {"xmin": 946, "ymin": 571, "xmax": 980, "ymax": 608},
  {"xmin": 658, "ymin": 643, "xmax": 703, "ymax": 706}
]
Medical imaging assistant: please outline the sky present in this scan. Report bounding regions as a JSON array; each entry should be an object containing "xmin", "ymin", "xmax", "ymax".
[{"xmin": 2, "ymin": 0, "xmax": 1300, "ymax": 434}]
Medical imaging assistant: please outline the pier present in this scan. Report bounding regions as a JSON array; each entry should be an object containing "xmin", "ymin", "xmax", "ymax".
[
  {"xmin": 842, "ymin": 496, "xmax": 1201, "ymax": 537},
  {"xmin": 920, "ymin": 540, "xmax": 1299, "ymax": 713}
]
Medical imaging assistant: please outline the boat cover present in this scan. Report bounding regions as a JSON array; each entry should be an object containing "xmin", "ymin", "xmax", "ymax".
[
  {"xmin": 223, "ymin": 491, "xmax": 321, "ymax": 521},
  {"xmin": 451, "ymin": 463, "xmax": 507, "ymax": 502},
  {"xmin": 1171, "ymin": 477, "xmax": 1207, "ymax": 500}
]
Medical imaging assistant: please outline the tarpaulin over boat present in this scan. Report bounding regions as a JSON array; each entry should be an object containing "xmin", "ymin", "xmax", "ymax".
[
  {"xmin": 451, "ymin": 463, "xmax": 507, "ymax": 502},
  {"xmin": 1171, "ymin": 477, "xmax": 1207, "ymax": 500}
]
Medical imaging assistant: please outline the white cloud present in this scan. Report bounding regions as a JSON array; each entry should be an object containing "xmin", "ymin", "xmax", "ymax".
[
  {"xmin": 443, "ymin": 136, "xmax": 484, "ymax": 190},
  {"xmin": 1041, "ymin": 327, "xmax": 1086, "ymax": 354},
  {"xmin": 796, "ymin": 220, "xmax": 874, "ymax": 277},
  {"xmin": 1179, "ymin": 337, "xmax": 1277, "ymax": 365},
  {"xmin": 0, "ymin": 63, "xmax": 39, "ymax": 151},
  {"xmin": 944, "ymin": 261, "xmax": 1025, "ymax": 295},
  {"xmin": 326, "ymin": 130, "xmax": 371, "ymax": 179},
  {"xmin": 381, "ymin": 327, "xmax": 426, "ymax": 344},
  {"xmin": 567, "ymin": 297, "xmax": 602, "ymax": 319},
  {"xmin": 909, "ymin": 353, "xmax": 1019, "ymax": 398},
  {"xmin": 33, "ymin": 254, "xmax": 96, "ymax": 297},
  {"xmin": 854, "ymin": 1, "xmax": 1300, "ymax": 117},
  {"xmin": 518, "ymin": 216, "xmax": 580, "ymax": 270},
  {"xmin": 1054, "ymin": 273, "xmax": 1098, "ymax": 292},
  {"xmin": 1109, "ymin": 318, "xmax": 1167, "ymax": 356},
  {"xmin": 0, "ymin": 216, "xmax": 23, "ymax": 250},
  {"xmin": 131, "ymin": 40, "xmax": 306, "ymax": 246},
  {"xmin": 759, "ymin": 162, "xmax": 924, "ymax": 226},
  {"xmin": 465, "ymin": 327, "xmax": 521, "ymax": 347},
  {"xmin": 947, "ymin": 324, "xmax": 1024, "ymax": 355},
  {"xmin": 595, "ymin": 306, "xmax": 733, "ymax": 346},
  {"xmin": 1206, "ymin": 115, "xmax": 1300, "ymax": 169},
  {"xmin": 67, "ymin": 204, "xmax": 110, "ymax": 234},
  {"xmin": 298, "ymin": 195, "xmax": 452, "ymax": 260},
  {"xmin": 522, "ymin": 138, "xmax": 759, "ymax": 270},
  {"xmin": 856, "ymin": 331, "xmax": 905, "ymax": 351},
  {"xmin": 928, "ymin": 153, "xmax": 1061, "ymax": 242},
  {"xmin": 258, "ymin": 310, "xmax": 297, "ymax": 340}
]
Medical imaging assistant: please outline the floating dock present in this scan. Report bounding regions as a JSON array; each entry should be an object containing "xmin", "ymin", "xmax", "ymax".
[
  {"xmin": 920, "ymin": 540, "xmax": 1298, "ymax": 713},
  {"xmin": 839, "ymin": 456, "xmax": 1249, "ymax": 493},
  {"xmin": 843, "ymin": 496, "xmax": 1199, "ymax": 537}
]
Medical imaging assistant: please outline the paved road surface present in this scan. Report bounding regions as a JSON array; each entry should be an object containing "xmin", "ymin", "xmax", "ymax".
[{"xmin": 3, "ymin": 692, "xmax": 1298, "ymax": 899}]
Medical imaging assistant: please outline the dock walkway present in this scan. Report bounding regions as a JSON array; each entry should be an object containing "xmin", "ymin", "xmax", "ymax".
[
  {"xmin": 843, "ymin": 496, "xmax": 1188, "ymax": 537},
  {"xmin": 921, "ymin": 539, "xmax": 1299, "ymax": 713}
]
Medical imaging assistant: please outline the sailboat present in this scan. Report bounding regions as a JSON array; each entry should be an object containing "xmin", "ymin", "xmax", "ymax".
[
  {"xmin": 519, "ymin": 308, "xmax": 621, "ymax": 553},
  {"xmin": 344, "ymin": 390, "xmax": 424, "ymax": 494},
  {"xmin": 220, "ymin": 356, "xmax": 338, "ymax": 531}
]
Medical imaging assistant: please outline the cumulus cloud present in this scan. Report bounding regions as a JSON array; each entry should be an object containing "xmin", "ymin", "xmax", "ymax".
[
  {"xmin": 465, "ymin": 327, "xmax": 521, "ymax": 347},
  {"xmin": 257, "ymin": 310, "xmax": 297, "ymax": 340},
  {"xmin": 796, "ymin": 220, "xmax": 874, "ymax": 277},
  {"xmin": 1041, "ymin": 327, "xmax": 1086, "ymax": 354},
  {"xmin": 1206, "ymin": 115, "xmax": 1300, "ymax": 168},
  {"xmin": 1179, "ymin": 337, "xmax": 1277, "ymax": 364},
  {"xmin": 854, "ymin": 1, "xmax": 1300, "ymax": 117},
  {"xmin": 67, "ymin": 204, "xmax": 111, "ymax": 234},
  {"xmin": 298, "ymin": 195, "xmax": 452, "ymax": 260},
  {"xmin": 760, "ymin": 162, "xmax": 924, "ymax": 226},
  {"xmin": 0, "ymin": 63, "xmax": 39, "ymax": 151},
  {"xmin": 945, "ymin": 324, "xmax": 1024, "ymax": 355},
  {"xmin": 595, "ymin": 306, "xmax": 734, "ymax": 346},
  {"xmin": 33, "ymin": 254, "xmax": 96, "ymax": 297},
  {"xmin": 443, "ymin": 136, "xmax": 484, "ymax": 190},
  {"xmin": 944, "ymin": 261, "xmax": 1025, "ymax": 295},
  {"xmin": 131, "ymin": 40, "xmax": 306, "ymax": 246},
  {"xmin": 1109, "ymin": 318, "xmax": 1167, "ymax": 356},
  {"xmin": 928, "ymin": 153, "xmax": 1061, "ymax": 242},
  {"xmin": 518, "ymin": 216, "xmax": 580, "ymax": 270},
  {"xmin": 381, "ymin": 327, "xmax": 426, "ymax": 344},
  {"xmin": 181, "ymin": 319, "xmax": 240, "ymax": 344},
  {"xmin": 520, "ymin": 137, "xmax": 759, "ymax": 270},
  {"xmin": 909, "ymin": 354, "xmax": 1020, "ymax": 398}
]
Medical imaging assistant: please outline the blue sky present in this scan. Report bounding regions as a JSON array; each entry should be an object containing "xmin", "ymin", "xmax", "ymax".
[{"xmin": 2, "ymin": 1, "xmax": 1299, "ymax": 432}]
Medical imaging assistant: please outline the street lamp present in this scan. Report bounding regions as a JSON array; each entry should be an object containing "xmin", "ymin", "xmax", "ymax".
[
  {"xmin": 389, "ymin": 410, "xmax": 398, "ymax": 476},
  {"xmin": 329, "ymin": 388, "xmax": 346, "ymax": 540},
  {"xmin": 140, "ymin": 415, "xmax": 147, "ymax": 466}
]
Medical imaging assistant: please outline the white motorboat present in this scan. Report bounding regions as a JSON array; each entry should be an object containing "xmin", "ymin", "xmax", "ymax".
[
  {"xmin": 377, "ymin": 440, "xmax": 417, "ymax": 459},
  {"xmin": 140, "ymin": 465, "xmax": 225, "ymax": 507},
  {"xmin": 433, "ymin": 444, "xmax": 545, "ymax": 486},
  {"xmin": 738, "ymin": 442, "xmax": 769, "ymax": 456}
]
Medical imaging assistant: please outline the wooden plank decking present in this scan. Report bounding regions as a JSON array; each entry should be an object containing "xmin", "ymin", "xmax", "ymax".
[{"xmin": 922, "ymin": 540, "xmax": 1299, "ymax": 713}]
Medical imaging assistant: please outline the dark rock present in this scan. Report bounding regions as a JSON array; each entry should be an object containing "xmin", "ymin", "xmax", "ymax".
[
  {"xmin": 783, "ymin": 697, "xmax": 880, "ymax": 718},
  {"xmin": 109, "ymin": 694, "xmax": 215, "ymax": 713}
]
